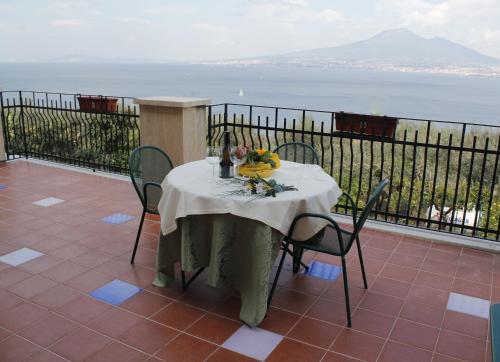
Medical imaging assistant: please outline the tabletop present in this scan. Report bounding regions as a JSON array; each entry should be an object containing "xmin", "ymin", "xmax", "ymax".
[{"xmin": 157, "ymin": 160, "xmax": 342, "ymax": 240}]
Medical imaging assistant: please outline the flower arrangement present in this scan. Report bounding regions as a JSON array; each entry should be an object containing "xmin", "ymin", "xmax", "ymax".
[
  {"xmin": 246, "ymin": 148, "xmax": 277, "ymax": 167},
  {"xmin": 246, "ymin": 175, "xmax": 297, "ymax": 198},
  {"xmin": 238, "ymin": 148, "xmax": 281, "ymax": 178},
  {"xmin": 219, "ymin": 175, "xmax": 297, "ymax": 200}
]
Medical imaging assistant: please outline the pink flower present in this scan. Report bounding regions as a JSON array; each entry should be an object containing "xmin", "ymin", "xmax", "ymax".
[{"xmin": 235, "ymin": 146, "xmax": 248, "ymax": 159}]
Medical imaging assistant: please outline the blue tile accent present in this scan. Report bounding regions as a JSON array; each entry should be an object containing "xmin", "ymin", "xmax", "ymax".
[
  {"xmin": 90, "ymin": 279, "xmax": 141, "ymax": 305},
  {"xmin": 304, "ymin": 260, "xmax": 342, "ymax": 281},
  {"xmin": 101, "ymin": 213, "xmax": 135, "ymax": 224},
  {"xmin": 0, "ymin": 184, "xmax": 7, "ymax": 191}
]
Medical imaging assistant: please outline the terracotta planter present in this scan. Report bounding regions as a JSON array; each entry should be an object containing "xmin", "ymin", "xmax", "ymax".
[
  {"xmin": 77, "ymin": 96, "xmax": 118, "ymax": 113},
  {"xmin": 336, "ymin": 112, "xmax": 398, "ymax": 139}
]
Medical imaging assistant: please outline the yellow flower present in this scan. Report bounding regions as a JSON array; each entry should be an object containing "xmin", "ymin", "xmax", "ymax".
[{"xmin": 256, "ymin": 149, "xmax": 267, "ymax": 155}]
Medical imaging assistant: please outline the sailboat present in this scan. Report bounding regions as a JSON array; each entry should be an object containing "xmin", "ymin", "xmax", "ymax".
[{"xmin": 239, "ymin": 88, "xmax": 244, "ymax": 97}]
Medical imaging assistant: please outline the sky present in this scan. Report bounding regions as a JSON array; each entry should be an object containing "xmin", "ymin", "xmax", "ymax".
[{"xmin": 1, "ymin": 0, "xmax": 500, "ymax": 62}]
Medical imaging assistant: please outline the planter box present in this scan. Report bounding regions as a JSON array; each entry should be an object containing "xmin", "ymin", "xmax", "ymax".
[
  {"xmin": 336, "ymin": 112, "xmax": 398, "ymax": 139},
  {"xmin": 77, "ymin": 96, "xmax": 118, "ymax": 113}
]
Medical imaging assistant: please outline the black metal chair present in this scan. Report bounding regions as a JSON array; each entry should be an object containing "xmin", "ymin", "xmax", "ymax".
[
  {"xmin": 274, "ymin": 142, "xmax": 320, "ymax": 272},
  {"xmin": 274, "ymin": 142, "xmax": 320, "ymax": 165},
  {"xmin": 128, "ymin": 145, "xmax": 174, "ymax": 264},
  {"xmin": 128, "ymin": 145, "xmax": 205, "ymax": 290},
  {"xmin": 268, "ymin": 179, "xmax": 389, "ymax": 327}
]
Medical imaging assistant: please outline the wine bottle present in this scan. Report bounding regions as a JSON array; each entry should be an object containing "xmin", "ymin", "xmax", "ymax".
[{"xmin": 219, "ymin": 131, "xmax": 234, "ymax": 178}]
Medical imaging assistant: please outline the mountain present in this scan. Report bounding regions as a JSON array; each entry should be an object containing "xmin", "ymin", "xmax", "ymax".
[
  {"xmin": 209, "ymin": 29, "xmax": 500, "ymax": 75},
  {"xmin": 278, "ymin": 28, "xmax": 500, "ymax": 67}
]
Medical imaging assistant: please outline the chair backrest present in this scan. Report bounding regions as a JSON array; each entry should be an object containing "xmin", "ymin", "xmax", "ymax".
[
  {"xmin": 273, "ymin": 142, "xmax": 320, "ymax": 165},
  {"xmin": 350, "ymin": 179, "xmax": 389, "ymax": 243},
  {"xmin": 128, "ymin": 145, "xmax": 174, "ymax": 212}
]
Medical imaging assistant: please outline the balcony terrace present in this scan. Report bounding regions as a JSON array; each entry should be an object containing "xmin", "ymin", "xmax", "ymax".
[
  {"xmin": 1, "ymin": 91, "xmax": 500, "ymax": 361},
  {"xmin": 0, "ymin": 159, "xmax": 496, "ymax": 362}
]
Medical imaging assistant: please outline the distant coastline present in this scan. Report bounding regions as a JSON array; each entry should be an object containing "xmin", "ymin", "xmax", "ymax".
[
  {"xmin": 2, "ymin": 59, "xmax": 499, "ymax": 78},
  {"xmin": 194, "ymin": 60, "xmax": 500, "ymax": 78},
  {"xmin": 1, "ymin": 62, "xmax": 499, "ymax": 125}
]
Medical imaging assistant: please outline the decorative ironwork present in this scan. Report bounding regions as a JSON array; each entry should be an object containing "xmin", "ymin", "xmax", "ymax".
[
  {"xmin": 0, "ymin": 91, "xmax": 140, "ymax": 174},
  {"xmin": 2, "ymin": 91, "xmax": 499, "ymax": 241},
  {"xmin": 207, "ymin": 103, "xmax": 500, "ymax": 241}
]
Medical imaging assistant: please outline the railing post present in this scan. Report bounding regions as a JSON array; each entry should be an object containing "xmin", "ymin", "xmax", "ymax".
[
  {"xmin": 18, "ymin": 91, "xmax": 28, "ymax": 159},
  {"xmin": 0, "ymin": 90, "xmax": 6, "ymax": 161},
  {"xmin": 223, "ymin": 103, "xmax": 228, "ymax": 131},
  {"xmin": 133, "ymin": 96, "xmax": 211, "ymax": 166},
  {"xmin": 207, "ymin": 105, "xmax": 212, "ymax": 146}
]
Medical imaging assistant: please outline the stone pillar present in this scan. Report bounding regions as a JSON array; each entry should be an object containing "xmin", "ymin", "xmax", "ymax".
[
  {"xmin": 134, "ymin": 96, "xmax": 211, "ymax": 166},
  {"xmin": 0, "ymin": 114, "xmax": 7, "ymax": 162},
  {"xmin": 0, "ymin": 120, "xmax": 5, "ymax": 161},
  {"xmin": 0, "ymin": 90, "xmax": 6, "ymax": 161}
]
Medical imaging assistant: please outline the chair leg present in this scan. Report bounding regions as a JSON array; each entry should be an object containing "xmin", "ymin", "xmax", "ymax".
[
  {"xmin": 355, "ymin": 237, "xmax": 368, "ymax": 289},
  {"xmin": 284, "ymin": 244, "xmax": 309, "ymax": 273},
  {"xmin": 130, "ymin": 208, "xmax": 146, "ymax": 264},
  {"xmin": 181, "ymin": 268, "xmax": 206, "ymax": 291},
  {"xmin": 267, "ymin": 242, "xmax": 289, "ymax": 309},
  {"xmin": 292, "ymin": 246, "xmax": 304, "ymax": 273},
  {"xmin": 341, "ymin": 256, "xmax": 352, "ymax": 328},
  {"xmin": 181, "ymin": 270, "xmax": 186, "ymax": 287}
]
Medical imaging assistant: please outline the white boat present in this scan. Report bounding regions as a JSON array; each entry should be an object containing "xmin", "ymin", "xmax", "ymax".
[{"xmin": 239, "ymin": 88, "xmax": 244, "ymax": 97}]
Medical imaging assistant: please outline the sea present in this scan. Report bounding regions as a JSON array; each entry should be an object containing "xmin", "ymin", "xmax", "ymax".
[{"xmin": 1, "ymin": 62, "xmax": 499, "ymax": 125}]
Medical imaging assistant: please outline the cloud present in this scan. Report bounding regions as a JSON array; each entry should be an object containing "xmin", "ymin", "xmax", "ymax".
[
  {"xmin": 49, "ymin": 19, "xmax": 89, "ymax": 27},
  {"xmin": 376, "ymin": 0, "xmax": 500, "ymax": 56},
  {"xmin": 115, "ymin": 17, "xmax": 153, "ymax": 26},
  {"xmin": 379, "ymin": 0, "xmax": 500, "ymax": 27},
  {"xmin": 144, "ymin": 4, "xmax": 197, "ymax": 16},
  {"xmin": 192, "ymin": 23, "xmax": 235, "ymax": 46},
  {"xmin": 317, "ymin": 9, "xmax": 342, "ymax": 23},
  {"xmin": 1, "ymin": 0, "xmax": 500, "ymax": 61},
  {"xmin": 0, "ymin": 3, "xmax": 14, "ymax": 12},
  {"xmin": 47, "ymin": 0, "xmax": 102, "ymax": 17},
  {"xmin": 249, "ymin": 0, "xmax": 308, "ymax": 7},
  {"xmin": 480, "ymin": 30, "xmax": 500, "ymax": 43},
  {"xmin": 246, "ymin": 0, "xmax": 346, "ymax": 30},
  {"xmin": 280, "ymin": 0, "xmax": 308, "ymax": 7}
]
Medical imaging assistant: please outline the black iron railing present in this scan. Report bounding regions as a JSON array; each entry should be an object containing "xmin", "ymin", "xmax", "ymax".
[
  {"xmin": 2, "ymin": 92, "xmax": 499, "ymax": 241},
  {"xmin": 208, "ymin": 103, "xmax": 500, "ymax": 241},
  {"xmin": 0, "ymin": 91, "xmax": 140, "ymax": 174}
]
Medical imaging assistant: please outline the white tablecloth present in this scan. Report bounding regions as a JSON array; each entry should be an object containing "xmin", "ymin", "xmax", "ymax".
[{"xmin": 158, "ymin": 160, "xmax": 342, "ymax": 241}]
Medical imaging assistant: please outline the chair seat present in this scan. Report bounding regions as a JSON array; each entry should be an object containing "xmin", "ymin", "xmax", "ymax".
[
  {"xmin": 491, "ymin": 304, "xmax": 500, "ymax": 361},
  {"xmin": 290, "ymin": 226, "xmax": 353, "ymax": 256},
  {"xmin": 268, "ymin": 179, "xmax": 389, "ymax": 329}
]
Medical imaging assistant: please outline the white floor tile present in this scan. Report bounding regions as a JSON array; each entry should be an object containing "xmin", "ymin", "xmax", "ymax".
[
  {"xmin": 0, "ymin": 248, "xmax": 44, "ymax": 266},
  {"xmin": 32, "ymin": 197, "xmax": 65, "ymax": 207},
  {"xmin": 447, "ymin": 292, "xmax": 490, "ymax": 319},
  {"xmin": 222, "ymin": 325, "xmax": 283, "ymax": 361}
]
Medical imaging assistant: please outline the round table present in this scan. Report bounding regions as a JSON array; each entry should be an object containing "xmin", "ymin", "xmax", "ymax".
[
  {"xmin": 154, "ymin": 159, "xmax": 342, "ymax": 326},
  {"xmin": 158, "ymin": 160, "xmax": 342, "ymax": 241}
]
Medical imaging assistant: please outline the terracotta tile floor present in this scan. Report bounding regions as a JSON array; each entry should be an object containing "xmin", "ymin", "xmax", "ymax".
[{"xmin": 0, "ymin": 160, "xmax": 497, "ymax": 361}]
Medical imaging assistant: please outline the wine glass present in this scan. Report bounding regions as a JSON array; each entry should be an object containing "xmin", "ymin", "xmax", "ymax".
[
  {"xmin": 206, "ymin": 146, "xmax": 221, "ymax": 182},
  {"xmin": 230, "ymin": 146, "xmax": 248, "ymax": 176}
]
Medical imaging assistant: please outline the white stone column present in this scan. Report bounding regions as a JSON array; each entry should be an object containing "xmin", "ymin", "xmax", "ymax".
[
  {"xmin": 134, "ymin": 96, "xmax": 211, "ymax": 166},
  {"xmin": 0, "ymin": 89, "xmax": 6, "ymax": 161},
  {"xmin": 0, "ymin": 121, "xmax": 5, "ymax": 161}
]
